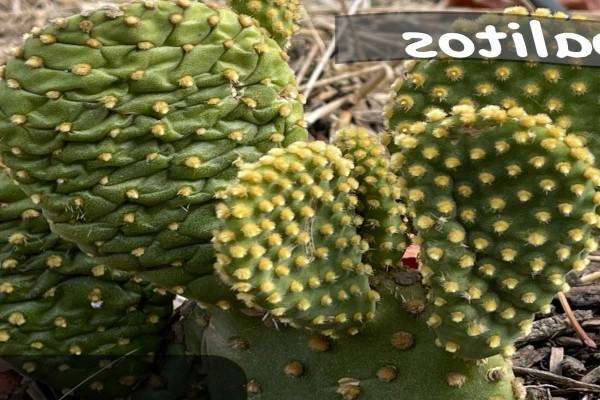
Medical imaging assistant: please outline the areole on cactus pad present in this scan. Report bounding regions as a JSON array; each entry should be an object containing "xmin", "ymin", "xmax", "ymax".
[{"xmin": 0, "ymin": 0, "xmax": 307, "ymax": 300}]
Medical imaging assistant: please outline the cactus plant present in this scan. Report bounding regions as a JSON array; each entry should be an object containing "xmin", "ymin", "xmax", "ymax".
[
  {"xmin": 187, "ymin": 275, "xmax": 524, "ymax": 400},
  {"xmin": 0, "ymin": 0, "xmax": 307, "ymax": 300},
  {"xmin": 0, "ymin": 170, "xmax": 174, "ymax": 398},
  {"xmin": 394, "ymin": 104, "xmax": 598, "ymax": 359},
  {"xmin": 230, "ymin": 0, "xmax": 302, "ymax": 48},
  {"xmin": 384, "ymin": 6, "xmax": 600, "ymax": 359},
  {"xmin": 385, "ymin": 7, "xmax": 600, "ymax": 172},
  {"xmin": 332, "ymin": 126, "xmax": 409, "ymax": 269},
  {"xmin": 0, "ymin": 1, "xmax": 594, "ymax": 399}
]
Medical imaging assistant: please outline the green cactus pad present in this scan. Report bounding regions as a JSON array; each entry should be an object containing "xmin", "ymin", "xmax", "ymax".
[
  {"xmin": 187, "ymin": 276, "xmax": 523, "ymax": 400},
  {"xmin": 213, "ymin": 141, "xmax": 378, "ymax": 337},
  {"xmin": 0, "ymin": 171, "xmax": 173, "ymax": 399},
  {"xmin": 396, "ymin": 105, "xmax": 598, "ymax": 359},
  {"xmin": 333, "ymin": 126, "xmax": 410, "ymax": 269},
  {"xmin": 230, "ymin": 0, "xmax": 301, "ymax": 48},
  {"xmin": 385, "ymin": 7, "xmax": 600, "ymax": 192},
  {"xmin": 385, "ymin": 8, "xmax": 595, "ymax": 153},
  {"xmin": 0, "ymin": 0, "xmax": 307, "ymax": 299}
]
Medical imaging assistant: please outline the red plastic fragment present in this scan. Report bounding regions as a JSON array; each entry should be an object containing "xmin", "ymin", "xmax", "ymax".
[{"xmin": 402, "ymin": 244, "xmax": 420, "ymax": 270}]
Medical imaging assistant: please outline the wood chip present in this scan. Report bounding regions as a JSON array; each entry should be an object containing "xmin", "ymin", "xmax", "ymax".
[
  {"xmin": 549, "ymin": 347, "xmax": 564, "ymax": 375},
  {"xmin": 562, "ymin": 355, "xmax": 587, "ymax": 378},
  {"xmin": 513, "ymin": 367, "xmax": 600, "ymax": 393},
  {"xmin": 515, "ymin": 310, "xmax": 594, "ymax": 346},
  {"xmin": 582, "ymin": 366, "xmax": 600, "ymax": 385},
  {"xmin": 566, "ymin": 285, "xmax": 600, "ymax": 307}
]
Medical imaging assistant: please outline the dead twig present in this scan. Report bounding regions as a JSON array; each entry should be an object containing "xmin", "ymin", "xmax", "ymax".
[
  {"xmin": 548, "ymin": 347, "xmax": 564, "ymax": 375},
  {"xmin": 565, "ymin": 284, "xmax": 600, "ymax": 307},
  {"xmin": 515, "ymin": 309, "xmax": 594, "ymax": 346},
  {"xmin": 306, "ymin": 94, "xmax": 354, "ymax": 125},
  {"xmin": 303, "ymin": 0, "xmax": 365, "ymax": 99},
  {"xmin": 557, "ymin": 291, "xmax": 597, "ymax": 349},
  {"xmin": 351, "ymin": 60, "xmax": 400, "ymax": 105},
  {"xmin": 296, "ymin": 44, "xmax": 319, "ymax": 85},
  {"xmin": 582, "ymin": 366, "xmax": 600, "ymax": 384},
  {"xmin": 513, "ymin": 366, "xmax": 600, "ymax": 393},
  {"xmin": 301, "ymin": 7, "xmax": 327, "ymax": 55},
  {"xmin": 581, "ymin": 270, "xmax": 600, "ymax": 283},
  {"xmin": 299, "ymin": 64, "xmax": 386, "ymax": 91}
]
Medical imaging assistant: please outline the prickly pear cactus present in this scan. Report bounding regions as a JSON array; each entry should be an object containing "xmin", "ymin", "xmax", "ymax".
[
  {"xmin": 385, "ymin": 7, "xmax": 600, "ymax": 170},
  {"xmin": 0, "ymin": 0, "xmax": 307, "ymax": 299},
  {"xmin": 333, "ymin": 126, "xmax": 409, "ymax": 269},
  {"xmin": 395, "ymin": 105, "xmax": 598, "ymax": 359},
  {"xmin": 188, "ymin": 275, "xmax": 523, "ymax": 400},
  {"xmin": 0, "ymin": 171, "xmax": 173, "ymax": 399},
  {"xmin": 213, "ymin": 141, "xmax": 378, "ymax": 337},
  {"xmin": 230, "ymin": 0, "xmax": 301, "ymax": 48}
]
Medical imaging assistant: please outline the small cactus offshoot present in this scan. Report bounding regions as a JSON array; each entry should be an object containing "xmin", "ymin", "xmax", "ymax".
[
  {"xmin": 214, "ymin": 141, "xmax": 379, "ymax": 337},
  {"xmin": 333, "ymin": 126, "xmax": 409, "ymax": 269},
  {"xmin": 231, "ymin": 0, "xmax": 302, "ymax": 48}
]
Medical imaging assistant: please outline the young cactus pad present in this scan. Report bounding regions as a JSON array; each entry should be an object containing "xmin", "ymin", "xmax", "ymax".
[
  {"xmin": 230, "ymin": 0, "xmax": 302, "ymax": 48},
  {"xmin": 332, "ymin": 126, "xmax": 409, "ymax": 269},
  {"xmin": 213, "ymin": 141, "xmax": 378, "ymax": 337},
  {"xmin": 0, "ymin": 171, "xmax": 174, "ymax": 398},
  {"xmin": 396, "ymin": 105, "xmax": 598, "ymax": 359},
  {"xmin": 0, "ymin": 0, "xmax": 307, "ymax": 299},
  {"xmin": 188, "ymin": 276, "xmax": 523, "ymax": 400}
]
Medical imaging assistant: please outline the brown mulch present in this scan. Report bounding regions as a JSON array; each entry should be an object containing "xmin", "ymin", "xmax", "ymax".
[
  {"xmin": 1, "ymin": 1, "xmax": 600, "ymax": 400},
  {"xmin": 512, "ymin": 261, "xmax": 600, "ymax": 400}
]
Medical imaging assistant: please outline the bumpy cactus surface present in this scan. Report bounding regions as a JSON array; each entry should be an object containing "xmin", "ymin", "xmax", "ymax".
[
  {"xmin": 214, "ymin": 141, "xmax": 378, "ymax": 337},
  {"xmin": 189, "ymin": 276, "xmax": 523, "ymax": 400},
  {"xmin": 383, "ymin": 6, "xmax": 600, "ymax": 359},
  {"xmin": 333, "ymin": 126, "xmax": 409, "ymax": 269},
  {"xmin": 385, "ymin": 8, "xmax": 600, "ymax": 173},
  {"xmin": 395, "ymin": 105, "xmax": 598, "ymax": 359},
  {"xmin": 230, "ymin": 0, "xmax": 301, "ymax": 48},
  {"xmin": 0, "ymin": 171, "xmax": 173, "ymax": 398},
  {"xmin": 0, "ymin": 0, "xmax": 307, "ymax": 299},
  {"xmin": 0, "ymin": 1, "xmax": 594, "ymax": 398}
]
